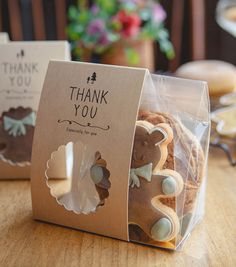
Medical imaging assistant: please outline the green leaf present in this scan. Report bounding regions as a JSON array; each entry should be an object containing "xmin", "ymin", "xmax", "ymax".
[
  {"xmin": 95, "ymin": 45, "xmax": 108, "ymax": 54},
  {"xmin": 82, "ymin": 34, "xmax": 97, "ymax": 46},
  {"xmin": 97, "ymin": 0, "xmax": 117, "ymax": 14},
  {"xmin": 140, "ymin": 8, "xmax": 151, "ymax": 21},
  {"xmin": 125, "ymin": 47, "xmax": 140, "ymax": 65},
  {"xmin": 68, "ymin": 6, "xmax": 78, "ymax": 21},
  {"xmin": 107, "ymin": 32, "xmax": 119, "ymax": 42},
  {"xmin": 157, "ymin": 28, "xmax": 169, "ymax": 40},
  {"xmin": 77, "ymin": 10, "xmax": 90, "ymax": 24},
  {"xmin": 159, "ymin": 40, "xmax": 175, "ymax": 59},
  {"xmin": 121, "ymin": 2, "xmax": 137, "ymax": 12},
  {"xmin": 78, "ymin": 0, "xmax": 87, "ymax": 10}
]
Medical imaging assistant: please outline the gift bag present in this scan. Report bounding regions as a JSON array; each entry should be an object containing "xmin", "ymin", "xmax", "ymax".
[
  {"xmin": 0, "ymin": 41, "xmax": 70, "ymax": 178},
  {"xmin": 31, "ymin": 61, "xmax": 210, "ymax": 250}
]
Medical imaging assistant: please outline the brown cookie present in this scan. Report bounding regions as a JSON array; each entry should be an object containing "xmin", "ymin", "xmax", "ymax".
[
  {"xmin": 129, "ymin": 121, "xmax": 184, "ymax": 242},
  {"xmin": 131, "ymin": 121, "xmax": 173, "ymax": 172},
  {"xmin": 0, "ymin": 107, "xmax": 35, "ymax": 164},
  {"xmin": 139, "ymin": 110, "xmax": 204, "ymax": 185},
  {"xmin": 138, "ymin": 110, "xmax": 175, "ymax": 170},
  {"xmin": 138, "ymin": 110, "xmax": 205, "ymax": 230},
  {"xmin": 90, "ymin": 151, "xmax": 111, "ymax": 206}
]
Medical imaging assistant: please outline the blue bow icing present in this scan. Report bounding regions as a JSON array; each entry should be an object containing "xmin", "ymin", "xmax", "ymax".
[
  {"xmin": 129, "ymin": 163, "xmax": 153, "ymax": 188},
  {"xmin": 3, "ymin": 111, "xmax": 36, "ymax": 137}
]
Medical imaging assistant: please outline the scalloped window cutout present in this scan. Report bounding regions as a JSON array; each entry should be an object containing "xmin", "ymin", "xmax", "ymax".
[{"xmin": 46, "ymin": 142, "xmax": 111, "ymax": 214}]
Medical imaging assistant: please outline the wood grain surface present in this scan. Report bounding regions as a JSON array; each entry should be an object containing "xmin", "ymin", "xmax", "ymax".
[{"xmin": 0, "ymin": 147, "xmax": 236, "ymax": 267}]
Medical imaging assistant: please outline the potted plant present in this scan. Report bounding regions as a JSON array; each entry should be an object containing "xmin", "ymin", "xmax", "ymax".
[{"xmin": 67, "ymin": 0, "xmax": 174, "ymax": 70}]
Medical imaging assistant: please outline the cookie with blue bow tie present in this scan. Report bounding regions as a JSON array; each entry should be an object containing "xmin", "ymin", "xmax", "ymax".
[
  {"xmin": 129, "ymin": 120, "xmax": 184, "ymax": 243},
  {"xmin": 136, "ymin": 110, "xmax": 205, "ymax": 242},
  {"xmin": 0, "ymin": 107, "xmax": 36, "ymax": 164}
]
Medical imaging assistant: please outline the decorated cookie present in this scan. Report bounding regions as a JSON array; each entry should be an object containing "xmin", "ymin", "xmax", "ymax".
[
  {"xmin": 129, "ymin": 121, "xmax": 184, "ymax": 242},
  {"xmin": 0, "ymin": 107, "xmax": 36, "ymax": 164},
  {"xmin": 131, "ymin": 120, "xmax": 173, "ymax": 175},
  {"xmin": 139, "ymin": 109, "xmax": 204, "ymax": 195},
  {"xmin": 211, "ymin": 105, "xmax": 236, "ymax": 137},
  {"xmin": 138, "ymin": 110, "xmax": 204, "ymax": 185},
  {"xmin": 90, "ymin": 151, "xmax": 111, "ymax": 206},
  {"xmin": 132, "ymin": 110, "xmax": 205, "ymax": 243}
]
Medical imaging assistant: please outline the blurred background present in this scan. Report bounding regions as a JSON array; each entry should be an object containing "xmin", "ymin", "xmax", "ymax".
[
  {"xmin": 0, "ymin": 0, "xmax": 236, "ymax": 72},
  {"xmin": 1, "ymin": 0, "xmax": 235, "ymax": 164}
]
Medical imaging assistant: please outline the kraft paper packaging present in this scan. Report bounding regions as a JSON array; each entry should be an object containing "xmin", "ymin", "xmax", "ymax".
[
  {"xmin": 31, "ymin": 61, "xmax": 210, "ymax": 250},
  {"xmin": 0, "ymin": 41, "xmax": 71, "ymax": 179}
]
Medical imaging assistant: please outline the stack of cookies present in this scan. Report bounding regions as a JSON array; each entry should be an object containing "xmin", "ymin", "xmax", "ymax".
[{"xmin": 128, "ymin": 109, "xmax": 206, "ymax": 249}]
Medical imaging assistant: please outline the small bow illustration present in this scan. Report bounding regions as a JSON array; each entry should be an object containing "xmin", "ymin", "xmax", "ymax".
[
  {"xmin": 129, "ymin": 163, "xmax": 153, "ymax": 188},
  {"xmin": 3, "ymin": 111, "xmax": 36, "ymax": 137}
]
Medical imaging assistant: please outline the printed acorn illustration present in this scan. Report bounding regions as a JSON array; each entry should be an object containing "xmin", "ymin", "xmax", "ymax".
[
  {"xmin": 91, "ymin": 72, "xmax": 96, "ymax": 84},
  {"xmin": 90, "ymin": 151, "xmax": 111, "ymax": 205}
]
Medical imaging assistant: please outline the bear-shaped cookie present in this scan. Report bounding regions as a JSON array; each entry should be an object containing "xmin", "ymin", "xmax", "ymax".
[
  {"xmin": 129, "ymin": 121, "xmax": 183, "ymax": 242},
  {"xmin": 138, "ymin": 109, "xmax": 206, "ymax": 240}
]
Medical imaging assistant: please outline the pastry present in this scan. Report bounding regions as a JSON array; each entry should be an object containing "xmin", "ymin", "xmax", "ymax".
[
  {"xmin": 176, "ymin": 60, "xmax": 236, "ymax": 96},
  {"xmin": 220, "ymin": 92, "xmax": 236, "ymax": 106},
  {"xmin": 211, "ymin": 105, "xmax": 236, "ymax": 137},
  {"xmin": 0, "ymin": 107, "xmax": 36, "ymax": 164}
]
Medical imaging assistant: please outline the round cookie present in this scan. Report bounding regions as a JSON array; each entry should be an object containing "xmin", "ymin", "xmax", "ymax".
[{"xmin": 176, "ymin": 60, "xmax": 236, "ymax": 96}]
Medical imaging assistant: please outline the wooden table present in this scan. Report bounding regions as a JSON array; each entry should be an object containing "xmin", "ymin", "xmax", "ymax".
[{"xmin": 0, "ymin": 148, "xmax": 236, "ymax": 267}]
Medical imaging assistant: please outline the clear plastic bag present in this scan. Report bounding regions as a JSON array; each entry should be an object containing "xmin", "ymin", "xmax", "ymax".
[{"xmin": 128, "ymin": 73, "xmax": 210, "ymax": 250}]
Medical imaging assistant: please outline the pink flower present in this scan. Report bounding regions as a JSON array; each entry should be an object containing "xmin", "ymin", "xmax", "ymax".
[
  {"xmin": 91, "ymin": 5, "xmax": 99, "ymax": 15},
  {"xmin": 87, "ymin": 19, "xmax": 105, "ymax": 35},
  {"xmin": 86, "ymin": 19, "xmax": 110, "ymax": 47},
  {"xmin": 115, "ymin": 10, "xmax": 141, "ymax": 38},
  {"xmin": 98, "ymin": 33, "xmax": 110, "ymax": 46},
  {"xmin": 152, "ymin": 3, "xmax": 166, "ymax": 23}
]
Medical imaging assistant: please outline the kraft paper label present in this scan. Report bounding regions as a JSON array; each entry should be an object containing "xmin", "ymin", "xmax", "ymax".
[
  {"xmin": 0, "ymin": 41, "xmax": 70, "ymax": 177},
  {"xmin": 0, "ymin": 41, "xmax": 70, "ymax": 114},
  {"xmin": 31, "ymin": 61, "xmax": 147, "ymax": 240}
]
